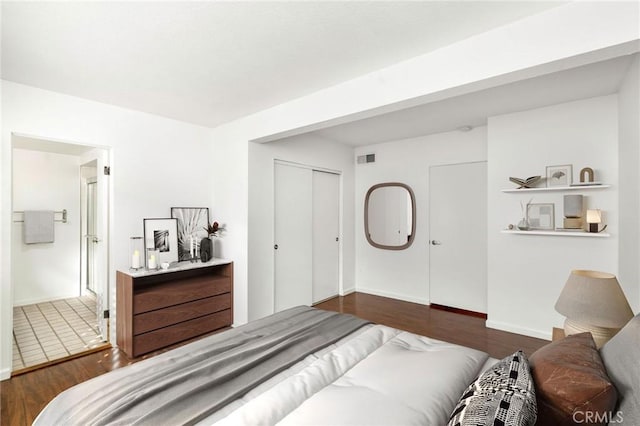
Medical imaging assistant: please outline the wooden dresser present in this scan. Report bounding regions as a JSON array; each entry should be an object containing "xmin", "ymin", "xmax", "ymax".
[{"xmin": 116, "ymin": 259, "xmax": 233, "ymax": 357}]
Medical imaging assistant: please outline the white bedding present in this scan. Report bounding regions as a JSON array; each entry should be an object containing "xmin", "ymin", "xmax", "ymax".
[{"xmin": 207, "ymin": 324, "xmax": 492, "ymax": 425}]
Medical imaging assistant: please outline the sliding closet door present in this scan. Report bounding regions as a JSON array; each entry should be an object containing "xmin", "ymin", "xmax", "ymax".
[
  {"xmin": 274, "ymin": 163, "xmax": 313, "ymax": 311},
  {"xmin": 312, "ymin": 171, "xmax": 340, "ymax": 303}
]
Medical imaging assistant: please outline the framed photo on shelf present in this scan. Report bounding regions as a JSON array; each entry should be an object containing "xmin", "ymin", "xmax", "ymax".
[
  {"xmin": 171, "ymin": 207, "xmax": 210, "ymax": 261},
  {"xmin": 143, "ymin": 218, "xmax": 179, "ymax": 266},
  {"xmin": 527, "ymin": 203, "xmax": 555, "ymax": 230},
  {"xmin": 546, "ymin": 164, "xmax": 572, "ymax": 187}
]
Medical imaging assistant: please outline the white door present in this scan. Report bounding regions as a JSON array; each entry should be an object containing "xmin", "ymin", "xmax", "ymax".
[
  {"xmin": 274, "ymin": 163, "xmax": 313, "ymax": 311},
  {"xmin": 86, "ymin": 177, "xmax": 98, "ymax": 294},
  {"xmin": 429, "ymin": 162, "xmax": 487, "ymax": 313},
  {"xmin": 94, "ymin": 151, "xmax": 109, "ymax": 342},
  {"xmin": 312, "ymin": 171, "xmax": 340, "ymax": 303}
]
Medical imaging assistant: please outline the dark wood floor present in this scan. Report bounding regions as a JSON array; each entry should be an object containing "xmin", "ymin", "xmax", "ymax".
[
  {"xmin": 315, "ymin": 293, "xmax": 548, "ymax": 359},
  {"xmin": 1, "ymin": 292, "xmax": 549, "ymax": 425}
]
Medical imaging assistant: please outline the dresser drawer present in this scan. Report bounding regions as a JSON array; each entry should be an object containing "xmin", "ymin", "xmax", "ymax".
[
  {"xmin": 132, "ymin": 309, "xmax": 232, "ymax": 357},
  {"xmin": 133, "ymin": 293, "xmax": 231, "ymax": 334},
  {"xmin": 133, "ymin": 276, "xmax": 231, "ymax": 314}
]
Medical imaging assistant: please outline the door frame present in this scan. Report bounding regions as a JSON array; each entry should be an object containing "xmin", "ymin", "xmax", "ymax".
[
  {"xmin": 272, "ymin": 159, "xmax": 343, "ymax": 311},
  {"xmin": 6, "ymin": 132, "xmax": 113, "ymax": 373}
]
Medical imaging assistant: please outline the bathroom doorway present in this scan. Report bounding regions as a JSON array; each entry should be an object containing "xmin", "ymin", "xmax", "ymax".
[{"xmin": 10, "ymin": 134, "xmax": 110, "ymax": 374}]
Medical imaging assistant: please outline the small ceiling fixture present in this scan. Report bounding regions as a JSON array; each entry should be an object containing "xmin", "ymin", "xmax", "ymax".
[{"xmin": 456, "ymin": 125, "xmax": 474, "ymax": 132}]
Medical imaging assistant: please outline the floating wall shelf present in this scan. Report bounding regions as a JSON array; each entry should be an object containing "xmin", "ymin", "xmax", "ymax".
[
  {"xmin": 501, "ymin": 184, "xmax": 610, "ymax": 193},
  {"xmin": 501, "ymin": 230, "xmax": 610, "ymax": 238}
]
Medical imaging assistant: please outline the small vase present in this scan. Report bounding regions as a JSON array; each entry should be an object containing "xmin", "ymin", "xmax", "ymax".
[
  {"xmin": 517, "ymin": 217, "xmax": 530, "ymax": 231},
  {"xmin": 210, "ymin": 235, "xmax": 219, "ymax": 259},
  {"xmin": 200, "ymin": 237, "xmax": 212, "ymax": 262}
]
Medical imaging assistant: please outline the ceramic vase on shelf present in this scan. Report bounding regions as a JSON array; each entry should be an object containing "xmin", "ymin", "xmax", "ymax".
[{"xmin": 517, "ymin": 217, "xmax": 530, "ymax": 231}]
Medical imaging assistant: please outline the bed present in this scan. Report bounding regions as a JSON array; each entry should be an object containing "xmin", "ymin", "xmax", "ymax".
[{"xmin": 34, "ymin": 306, "xmax": 639, "ymax": 426}]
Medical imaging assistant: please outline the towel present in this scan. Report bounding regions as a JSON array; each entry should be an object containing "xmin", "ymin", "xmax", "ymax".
[{"xmin": 23, "ymin": 210, "xmax": 55, "ymax": 244}]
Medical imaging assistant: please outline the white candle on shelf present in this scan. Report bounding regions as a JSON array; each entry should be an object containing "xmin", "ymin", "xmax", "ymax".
[
  {"xmin": 190, "ymin": 236, "xmax": 194, "ymax": 258},
  {"xmin": 132, "ymin": 250, "xmax": 140, "ymax": 269},
  {"xmin": 148, "ymin": 254, "xmax": 157, "ymax": 269}
]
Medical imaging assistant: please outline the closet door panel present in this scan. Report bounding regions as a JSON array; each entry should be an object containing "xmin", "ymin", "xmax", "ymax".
[
  {"xmin": 274, "ymin": 163, "xmax": 313, "ymax": 311},
  {"xmin": 312, "ymin": 171, "xmax": 340, "ymax": 303}
]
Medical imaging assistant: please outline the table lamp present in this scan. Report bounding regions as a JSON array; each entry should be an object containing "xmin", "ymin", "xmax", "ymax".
[
  {"xmin": 586, "ymin": 209, "xmax": 602, "ymax": 233},
  {"xmin": 555, "ymin": 270, "xmax": 634, "ymax": 348}
]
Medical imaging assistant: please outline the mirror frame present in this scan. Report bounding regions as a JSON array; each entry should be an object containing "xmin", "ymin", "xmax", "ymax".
[{"xmin": 364, "ymin": 182, "xmax": 416, "ymax": 250}]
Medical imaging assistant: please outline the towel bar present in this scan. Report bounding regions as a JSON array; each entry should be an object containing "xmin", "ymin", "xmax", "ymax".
[{"xmin": 12, "ymin": 209, "xmax": 67, "ymax": 224}]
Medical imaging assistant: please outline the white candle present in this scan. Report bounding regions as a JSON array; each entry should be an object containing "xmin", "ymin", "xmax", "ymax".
[
  {"xmin": 190, "ymin": 236, "xmax": 194, "ymax": 258},
  {"xmin": 195, "ymin": 239, "xmax": 199, "ymax": 258},
  {"xmin": 148, "ymin": 254, "xmax": 157, "ymax": 269},
  {"xmin": 132, "ymin": 250, "xmax": 140, "ymax": 269}
]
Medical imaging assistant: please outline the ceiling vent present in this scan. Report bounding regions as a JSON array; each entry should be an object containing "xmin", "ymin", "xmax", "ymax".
[{"xmin": 357, "ymin": 154, "xmax": 375, "ymax": 164}]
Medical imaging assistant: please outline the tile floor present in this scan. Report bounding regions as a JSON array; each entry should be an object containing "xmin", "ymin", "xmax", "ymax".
[{"xmin": 12, "ymin": 294, "xmax": 106, "ymax": 371}]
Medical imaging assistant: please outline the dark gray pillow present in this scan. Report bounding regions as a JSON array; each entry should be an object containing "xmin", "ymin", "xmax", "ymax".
[
  {"xmin": 600, "ymin": 314, "xmax": 640, "ymax": 425},
  {"xmin": 448, "ymin": 351, "xmax": 537, "ymax": 426}
]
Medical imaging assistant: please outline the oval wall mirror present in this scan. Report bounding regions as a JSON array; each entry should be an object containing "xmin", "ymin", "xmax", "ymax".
[{"xmin": 364, "ymin": 182, "xmax": 416, "ymax": 250}]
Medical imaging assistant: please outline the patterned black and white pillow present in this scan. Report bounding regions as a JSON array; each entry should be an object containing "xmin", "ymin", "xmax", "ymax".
[{"xmin": 448, "ymin": 351, "xmax": 537, "ymax": 426}]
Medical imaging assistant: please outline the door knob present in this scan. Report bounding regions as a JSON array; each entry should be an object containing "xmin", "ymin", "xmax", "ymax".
[{"xmin": 431, "ymin": 240, "xmax": 442, "ymax": 246}]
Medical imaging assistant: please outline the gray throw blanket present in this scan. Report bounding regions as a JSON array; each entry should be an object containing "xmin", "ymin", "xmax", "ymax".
[{"xmin": 34, "ymin": 306, "xmax": 370, "ymax": 426}]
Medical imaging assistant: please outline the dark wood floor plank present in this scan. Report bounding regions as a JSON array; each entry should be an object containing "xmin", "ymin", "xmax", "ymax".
[{"xmin": 1, "ymin": 293, "xmax": 548, "ymax": 425}]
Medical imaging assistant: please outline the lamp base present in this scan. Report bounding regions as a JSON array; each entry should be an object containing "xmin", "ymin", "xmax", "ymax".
[
  {"xmin": 563, "ymin": 218, "xmax": 583, "ymax": 229},
  {"xmin": 563, "ymin": 318, "xmax": 620, "ymax": 348}
]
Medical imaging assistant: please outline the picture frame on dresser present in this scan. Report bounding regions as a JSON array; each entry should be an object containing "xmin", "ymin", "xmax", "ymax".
[
  {"xmin": 171, "ymin": 207, "xmax": 210, "ymax": 261},
  {"xmin": 143, "ymin": 218, "xmax": 179, "ymax": 266}
]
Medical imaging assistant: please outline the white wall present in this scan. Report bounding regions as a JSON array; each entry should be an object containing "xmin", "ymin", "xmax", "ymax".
[
  {"xmin": 248, "ymin": 134, "xmax": 355, "ymax": 321},
  {"xmin": 209, "ymin": 1, "xmax": 638, "ymax": 328},
  {"xmin": 1, "ymin": 81, "xmax": 213, "ymax": 379},
  {"xmin": 11, "ymin": 149, "xmax": 81, "ymax": 305},
  {"xmin": 618, "ymin": 55, "xmax": 640, "ymax": 312},
  {"xmin": 487, "ymin": 95, "xmax": 619, "ymax": 339},
  {"xmin": 353, "ymin": 128, "xmax": 487, "ymax": 304}
]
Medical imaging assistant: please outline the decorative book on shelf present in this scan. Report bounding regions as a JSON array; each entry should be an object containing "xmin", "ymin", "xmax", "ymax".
[{"xmin": 509, "ymin": 176, "xmax": 541, "ymax": 189}]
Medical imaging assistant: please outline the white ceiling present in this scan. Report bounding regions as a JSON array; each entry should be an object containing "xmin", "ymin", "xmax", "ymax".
[
  {"xmin": 1, "ymin": 1, "xmax": 564, "ymax": 129},
  {"xmin": 311, "ymin": 55, "xmax": 636, "ymax": 146}
]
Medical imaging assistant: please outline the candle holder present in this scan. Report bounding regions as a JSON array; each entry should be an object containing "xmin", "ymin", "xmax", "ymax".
[
  {"xmin": 146, "ymin": 248, "xmax": 159, "ymax": 270},
  {"xmin": 130, "ymin": 237, "xmax": 144, "ymax": 270},
  {"xmin": 188, "ymin": 234, "xmax": 200, "ymax": 263}
]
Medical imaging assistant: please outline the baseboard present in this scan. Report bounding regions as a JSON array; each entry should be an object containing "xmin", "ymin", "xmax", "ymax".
[
  {"xmin": 486, "ymin": 319, "xmax": 551, "ymax": 341},
  {"xmin": 13, "ymin": 293, "xmax": 80, "ymax": 307},
  {"xmin": 340, "ymin": 287, "xmax": 356, "ymax": 296},
  {"xmin": 0, "ymin": 366, "xmax": 11, "ymax": 380},
  {"xmin": 356, "ymin": 287, "xmax": 429, "ymax": 306}
]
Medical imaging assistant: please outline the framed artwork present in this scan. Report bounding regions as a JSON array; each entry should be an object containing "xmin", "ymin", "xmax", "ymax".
[
  {"xmin": 527, "ymin": 203, "xmax": 555, "ymax": 230},
  {"xmin": 143, "ymin": 218, "xmax": 179, "ymax": 265},
  {"xmin": 546, "ymin": 164, "xmax": 572, "ymax": 187},
  {"xmin": 171, "ymin": 207, "xmax": 210, "ymax": 261}
]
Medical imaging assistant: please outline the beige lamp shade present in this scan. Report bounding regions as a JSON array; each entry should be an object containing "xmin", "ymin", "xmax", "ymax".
[
  {"xmin": 555, "ymin": 270, "xmax": 633, "ymax": 328},
  {"xmin": 586, "ymin": 209, "xmax": 602, "ymax": 224}
]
